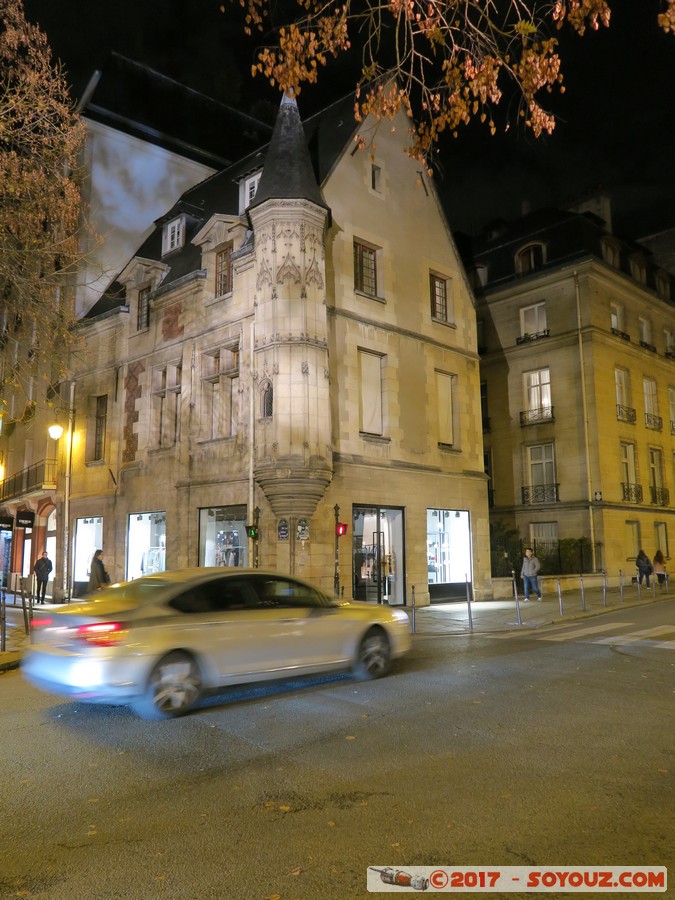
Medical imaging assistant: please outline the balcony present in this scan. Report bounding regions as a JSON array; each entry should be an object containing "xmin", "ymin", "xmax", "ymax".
[
  {"xmin": 611, "ymin": 327, "xmax": 631, "ymax": 342},
  {"xmin": 645, "ymin": 412, "xmax": 663, "ymax": 431},
  {"xmin": 616, "ymin": 405, "xmax": 636, "ymax": 423},
  {"xmin": 0, "ymin": 459, "xmax": 57, "ymax": 503},
  {"xmin": 639, "ymin": 340, "xmax": 657, "ymax": 353},
  {"xmin": 520, "ymin": 406, "xmax": 554, "ymax": 426},
  {"xmin": 650, "ymin": 485, "xmax": 670, "ymax": 506},
  {"xmin": 516, "ymin": 329, "xmax": 550, "ymax": 345},
  {"xmin": 621, "ymin": 482, "xmax": 643, "ymax": 503},
  {"xmin": 522, "ymin": 484, "xmax": 559, "ymax": 504}
]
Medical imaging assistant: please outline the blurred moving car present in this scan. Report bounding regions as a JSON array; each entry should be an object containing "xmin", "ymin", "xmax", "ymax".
[{"xmin": 21, "ymin": 568, "xmax": 411, "ymax": 719}]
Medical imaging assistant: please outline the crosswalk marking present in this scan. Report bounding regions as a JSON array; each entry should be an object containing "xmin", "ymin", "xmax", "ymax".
[
  {"xmin": 593, "ymin": 626, "xmax": 675, "ymax": 647},
  {"xmin": 539, "ymin": 623, "xmax": 636, "ymax": 641}
]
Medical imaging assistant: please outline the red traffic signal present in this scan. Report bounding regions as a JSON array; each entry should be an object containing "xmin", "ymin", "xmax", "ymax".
[{"xmin": 336, "ymin": 522, "xmax": 348, "ymax": 537}]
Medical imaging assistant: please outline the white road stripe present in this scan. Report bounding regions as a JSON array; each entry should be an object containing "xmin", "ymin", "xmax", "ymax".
[
  {"xmin": 593, "ymin": 626, "xmax": 675, "ymax": 646},
  {"xmin": 539, "ymin": 623, "xmax": 636, "ymax": 641}
]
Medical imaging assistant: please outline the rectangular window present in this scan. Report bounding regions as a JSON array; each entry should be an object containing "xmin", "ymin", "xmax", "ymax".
[
  {"xmin": 665, "ymin": 329, "xmax": 674, "ymax": 355},
  {"xmin": 648, "ymin": 448, "xmax": 665, "ymax": 506},
  {"xmin": 371, "ymin": 164, "xmax": 382, "ymax": 192},
  {"xmin": 216, "ymin": 246, "xmax": 233, "ymax": 296},
  {"xmin": 530, "ymin": 521, "xmax": 559, "ymax": 557},
  {"xmin": 202, "ymin": 346, "xmax": 239, "ymax": 440},
  {"xmin": 610, "ymin": 302, "xmax": 624, "ymax": 332},
  {"xmin": 436, "ymin": 372, "xmax": 455, "ymax": 446},
  {"xmin": 528, "ymin": 443, "xmax": 555, "ymax": 487},
  {"xmin": 480, "ymin": 381, "xmax": 489, "ymax": 432},
  {"xmin": 524, "ymin": 368, "xmax": 551, "ymax": 412},
  {"xmin": 655, "ymin": 522, "xmax": 669, "ymax": 557},
  {"xmin": 615, "ymin": 367, "xmax": 630, "ymax": 407},
  {"xmin": 620, "ymin": 442, "xmax": 637, "ymax": 485},
  {"xmin": 669, "ymin": 387, "xmax": 675, "ymax": 432},
  {"xmin": 245, "ymin": 173, "xmax": 261, "ymax": 207},
  {"xmin": 430, "ymin": 273, "xmax": 452, "ymax": 323},
  {"xmin": 153, "ymin": 363, "xmax": 181, "ymax": 448},
  {"xmin": 137, "ymin": 287, "xmax": 150, "ymax": 331},
  {"xmin": 639, "ymin": 317, "xmax": 652, "ymax": 344},
  {"xmin": 520, "ymin": 301, "xmax": 547, "ymax": 337},
  {"xmin": 626, "ymin": 520, "xmax": 640, "ymax": 559},
  {"xmin": 358, "ymin": 350, "xmax": 383, "ymax": 435},
  {"xmin": 93, "ymin": 395, "xmax": 107, "ymax": 461},
  {"xmin": 643, "ymin": 377, "xmax": 661, "ymax": 429},
  {"xmin": 163, "ymin": 217, "xmax": 184, "ymax": 255},
  {"xmin": 354, "ymin": 240, "xmax": 378, "ymax": 297}
]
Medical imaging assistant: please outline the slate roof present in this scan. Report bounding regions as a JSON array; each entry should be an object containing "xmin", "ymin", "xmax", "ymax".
[{"xmin": 85, "ymin": 91, "xmax": 358, "ymax": 319}]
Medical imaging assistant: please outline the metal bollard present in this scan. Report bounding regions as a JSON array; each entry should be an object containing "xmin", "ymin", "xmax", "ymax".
[
  {"xmin": 512, "ymin": 570, "xmax": 522, "ymax": 626},
  {"xmin": 465, "ymin": 574, "xmax": 473, "ymax": 632},
  {"xmin": 651, "ymin": 577, "xmax": 656, "ymax": 599},
  {"xmin": 557, "ymin": 578, "xmax": 564, "ymax": 616},
  {"xmin": 580, "ymin": 574, "xmax": 586, "ymax": 611},
  {"xmin": 636, "ymin": 573, "xmax": 641, "ymax": 600},
  {"xmin": 0, "ymin": 589, "xmax": 6, "ymax": 652},
  {"xmin": 410, "ymin": 585, "xmax": 416, "ymax": 634},
  {"xmin": 619, "ymin": 569, "xmax": 624, "ymax": 603},
  {"xmin": 602, "ymin": 570, "xmax": 607, "ymax": 607}
]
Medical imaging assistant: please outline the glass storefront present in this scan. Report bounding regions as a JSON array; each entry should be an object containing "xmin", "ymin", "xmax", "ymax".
[
  {"xmin": 73, "ymin": 516, "xmax": 104, "ymax": 596},
  {"xmin": 0, "ymin": 526, "xmax": 12, "ymax": 588},
  {"xmin": 352, "ymin": 506, "xmax": 405, "ymax": 605},
  {"xmin": 127, "ymin": 512, "xmax": 166, "ymax": 580},
  {"xmin": 199, "ymin": 505, "xmax": 247, "ymax": 567},
  {"xmin": 427, "ymin": 508, "xmax": 472, "ymax": 602}
]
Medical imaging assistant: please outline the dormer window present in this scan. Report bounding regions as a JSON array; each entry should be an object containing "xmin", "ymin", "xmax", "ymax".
[
  {"xmin": 515, "ymin": 242, "xmax": 545, "ymax": 275},
  {"xmin": 656, "ymin": 271, "xmax": 671, "ymax": 300},
  {"xmin": 629, "ymin": 255, "xmax": 647, "ymax": 284},
  {"xmin": 240, "ymin": 172, "xmax": 262, "ymax": 213},
  {"xmin": 601, "ymin": 238, "xmax": 621, "ymax": 268},
  {"xmin": 163, "ymin": 216, "xmax": 185, "ymax": 255}
]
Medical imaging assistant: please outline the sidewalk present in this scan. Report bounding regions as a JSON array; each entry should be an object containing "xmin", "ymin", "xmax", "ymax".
[{"xmin": 1, "ymin": 584, "xmax": 669, "ymax": 674}]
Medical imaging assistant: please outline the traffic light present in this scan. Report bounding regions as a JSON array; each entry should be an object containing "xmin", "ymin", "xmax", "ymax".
[
  {"xmin": 246, "ymin": 524, "xmax": 259, "ymax": 540},
  {"xmin": 336, "ymin": 522, "xmax": 348, "ymax": 537}
]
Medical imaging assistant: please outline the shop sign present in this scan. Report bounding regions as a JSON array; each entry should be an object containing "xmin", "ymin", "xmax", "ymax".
[
  {"xmin": 0, "ymin": 515, "xmax": 14, "ymax": 531},
  {"xmin": 297, "ymin": 518, "xmax": 310, "ymax": 541},
  {"xmin": 277, "ymin": 518, "xmax": 289, "ymax": 541},
  {"xmin": 16, "ymin": 510, "xmax": 35, "ymax": 529}
]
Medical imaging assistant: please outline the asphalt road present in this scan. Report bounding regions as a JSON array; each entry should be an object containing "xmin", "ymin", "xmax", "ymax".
[{"xmin": 0, "ymin": 601, "xmax": 673, "ymax": 899}]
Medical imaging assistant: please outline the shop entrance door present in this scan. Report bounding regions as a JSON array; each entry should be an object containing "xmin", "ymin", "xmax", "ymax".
[{"xmin": 352, "ymin": 506, "xmax": 405, "ymax": 605}]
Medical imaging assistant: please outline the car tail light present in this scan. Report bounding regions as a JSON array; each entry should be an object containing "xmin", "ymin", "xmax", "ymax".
[
  {"xmin": 31, "ymin": 618, "xmax": 54, "ymax": 629},
  {"xmin": 74, "ymin": 622, "xmax": 128, "ymax": 646}
]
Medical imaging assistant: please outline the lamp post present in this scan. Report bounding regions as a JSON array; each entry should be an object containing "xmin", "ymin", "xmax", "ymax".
[
  {"xmin": 49, "ymin": 393, "xmax": 74, "ymax": 602},
  {"xmin": 334, "ymin": 504, "xmax": 340, "ymax": 597}
]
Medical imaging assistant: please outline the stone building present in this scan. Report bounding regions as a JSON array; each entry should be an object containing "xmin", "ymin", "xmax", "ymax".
[
  {"xmin": 55, "ymin": 93, "xmax": 491, "ymax": 604},
  {"xmin": 471, "ymin": 205, "xmax": 675, "ymax": 580}
]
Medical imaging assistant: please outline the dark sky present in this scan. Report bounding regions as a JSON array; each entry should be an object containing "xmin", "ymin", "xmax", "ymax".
[{"xmin": 22, "ymin": 0, "xmax": 675, "ymax": 238}]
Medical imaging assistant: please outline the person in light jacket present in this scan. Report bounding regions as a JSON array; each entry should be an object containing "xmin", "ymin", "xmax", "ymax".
[
  {"xmin": 87, "ymin": 550, "xmax": 111, "ymax": 592},
  {"xmin": 520, "ymin": 547, "xmax": 542, "ymax": 601},
  {"xmin": 652, "ymin": 550, "xmax": 666, "ymax": 590}
]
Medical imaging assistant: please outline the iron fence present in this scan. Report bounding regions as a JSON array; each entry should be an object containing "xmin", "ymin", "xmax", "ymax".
[{"xmin": 490, "ymin": 537, "xmax": 601, "ymax": 577}]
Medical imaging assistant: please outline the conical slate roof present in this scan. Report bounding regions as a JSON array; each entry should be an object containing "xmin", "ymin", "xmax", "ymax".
[{"xmin": 248, "ymin": 93, "xmax": 329, "ymax": 213}]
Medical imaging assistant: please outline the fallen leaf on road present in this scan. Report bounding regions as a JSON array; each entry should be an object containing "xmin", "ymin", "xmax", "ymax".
[
  {"xmin": 290, "ymin": 866, "xmax": 302, "ymax": 876},
  {"xmin": 279, "ymin": 805, "xmax": 291, "ymax": 812},
  {"xmin": 346, "ymin": 735, "xmax": 356, "ymax": 740}
]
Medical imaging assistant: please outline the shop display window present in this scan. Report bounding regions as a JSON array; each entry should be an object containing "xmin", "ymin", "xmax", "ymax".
[
  {"xmin": 199, "ymin": 506, "xmax": 247, "ymax": 567},
  {"xmin": 127, "ymin": 512, "xmax": 166, "ymax": 580}
]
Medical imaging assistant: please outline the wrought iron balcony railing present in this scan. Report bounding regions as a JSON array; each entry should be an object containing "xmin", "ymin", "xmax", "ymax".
[
  {"xmin": 611, "ymin": 327, "xmax": 631, "ymax": 342},
  {"xmin": 522, "ymin": 484, "xmax": 559, "ymax": 504},
  {"xmin": 616, "ymin": 405, "xmax": 636, "ymax": 423},
  {"xmin": 650, "ymin": 485, "xmax": 670, "ymax": 506},
  {"xmin": 0, "ymin": 459, "xmax": 57, "ymax": 503},
  {"xmin": 520, "ymin": 406, "xmax": 554, "ymax": 426},
  {"xmin": 621, "ymin": 482, "xmax": 643, "ymax": 503},
  {"xmin": 516, "ymin": 329, "xmax": 550, "ymax": 345},
  {"xmin": 645, "ymin": 412, "xmax": 663, "ymax": 431},
  {"xmin": 639, "ymin": 340, "xmax": 657, "ymax": 353}
]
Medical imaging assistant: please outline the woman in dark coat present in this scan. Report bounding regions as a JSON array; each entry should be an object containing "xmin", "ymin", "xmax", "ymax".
[
  {"xmin": 88, "ymin": 550, "xmax": 111, "ymax": 591},
  {"xmin": 635, "ymin": 549, "xmax": 652, "ymax": 587}
]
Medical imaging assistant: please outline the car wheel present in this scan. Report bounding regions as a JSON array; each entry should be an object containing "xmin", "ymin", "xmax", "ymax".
[
  {"xmin": 353, "ymin": 628, "xmax": 391, "ymax": 680},
  {"xmin": 132, "ymin": 651, "xmax": 202, "ymax": 720}
]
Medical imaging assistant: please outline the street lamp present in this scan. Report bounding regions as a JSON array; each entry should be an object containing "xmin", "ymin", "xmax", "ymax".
[
  {"xmin": 48, "ymin": 421, "xmax": 64, "ymax": 440},
  {"xmin": 48, "ymin": 398, "xmax": 74, "ymax": 602}
]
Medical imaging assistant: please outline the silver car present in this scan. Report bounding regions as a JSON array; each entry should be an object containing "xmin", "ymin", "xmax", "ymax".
[{"xmin": 22, "ymin": 568, "xmax": 411, "ymax": 719}]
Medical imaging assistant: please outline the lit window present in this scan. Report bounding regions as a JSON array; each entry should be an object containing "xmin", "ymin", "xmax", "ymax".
[
  {"xmin": 520, "ymin": 301, "xmax": 547, "ymax": 338},
  {"xmin": 354, "ymin": 240, "xmax": 378, "ymax": 297},
  {"xmin": 261, "ymin": 382, "xmax": 273, "ymax": 418},
  {"xmin": 93, "ymin": 395, "xmax": 107, "ymax": 461},
  {"xmin": 163, "ymin": 217, "xmax": 184, "ymax": 255},
  {"xmin": 436, "ymin": 371, "xmax": 455, "ymax": 446},
  {"xmin": 601, "ymin": 239, "xmax": 621, "ymax": 268},
  {"xmin": 638, "ymin": 317, "xmax": 652, "ymax": 345},
  {"xmin": 242, "ymin": 172, "xmax": 262, "ymax": 211}
]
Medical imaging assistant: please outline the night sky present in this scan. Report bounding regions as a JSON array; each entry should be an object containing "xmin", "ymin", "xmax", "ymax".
[{"xmin": 21, "ymin": 0, "xmax": 675, "ymax": 239}]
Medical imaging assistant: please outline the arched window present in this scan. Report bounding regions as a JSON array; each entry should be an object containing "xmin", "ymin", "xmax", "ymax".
[
  {"xmin": 260, "ymin": 382, "xmax": 273, "ymax": 418},
  {"xmin": 515, "ymin": 243, "xmax": 545, "ymax": 276}
]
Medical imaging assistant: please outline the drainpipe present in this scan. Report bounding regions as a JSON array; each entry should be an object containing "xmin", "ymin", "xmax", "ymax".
[
  {"xmin": 574, "ymin": 271, "xmax": 597, "ymax": 571},
  {"xmin": 249, "ymin": 319, "xmax": 255, "ymax": 563},
  {"xmin": 63, "ymin": 381, "xmax": 75, "ymax": 601}
]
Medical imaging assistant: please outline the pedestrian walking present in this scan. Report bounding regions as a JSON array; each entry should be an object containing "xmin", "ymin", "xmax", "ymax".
[
  {"xmin": 33, "ymin": 551, "xmax": 53, "ymax": 604},
  {"xmin": 635, "ymin": 549, "xmax": 653, "ymax": 587},
  {"xmin": 520, "ymin": 547, "xmax": 542, "ymax": 601},
  {"xmin": 652, "ymin": 550, "xmax": 667, "ymax": 591},
  {"xmin": 87, "ymin": 550, "xmax": 111, "ymax": 592}
]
